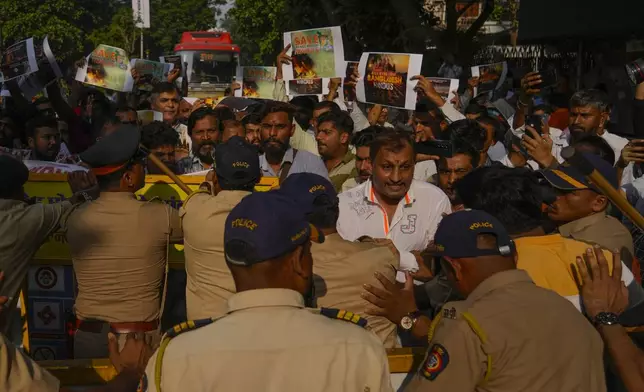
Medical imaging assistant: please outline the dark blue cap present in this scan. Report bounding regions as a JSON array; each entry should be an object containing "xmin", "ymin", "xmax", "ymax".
[
  {"xmin": 539, "ymin": 152, "xmax": 618, "ymax": 191},
  {"xmin": 224, "ymin": 192, "xmax": 324, "ymax": 266},
  {"xmin": 278, "ymin": 173, "xmax": 338, "ymax": 215},
  {"xmin": 433, "ymin": 209, "xmax": 515, "ymax": 258},
  {"xmin": 215, "ymin": 136, "xmax": 260, "ymax": 186}
]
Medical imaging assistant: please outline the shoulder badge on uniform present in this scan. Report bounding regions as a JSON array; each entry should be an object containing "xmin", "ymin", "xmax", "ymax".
[
  {"xmin": 320, "ymin": 307, "xmax": 368, "ymax": 328},
  {"xmin": 421, "ymin": 343, "xmax": 450, "ymax": 381},
  {"xmin": 442, "ymin": 307, "xmax": 457, "ymax": 320},
  {"xmin": 164, "ymin": 318, "xmax": 214, "ymax": 338},
  {"xmin": 136, "ymin": 373, "xmax": 148, "ymax": 392}
]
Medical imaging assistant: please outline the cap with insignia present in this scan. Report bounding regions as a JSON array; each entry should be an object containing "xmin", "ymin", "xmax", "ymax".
[
  {"xmin": 214, "ymin": 136, "xmax": 260, "ymax": 186},
  {"xmin": 80, "ymin": 125, "xmax": 144, "ymax": 176},
  {"xmin": 0, "ymin": 155, "xmax": 29, "ymax": 197},
  {"xmin": 278, "ymin": 172, "xmax": 338, "ymax": 215},
  {"xmin": 538, "ymin": 151, "xmax": 618, "ymax": 192},
  {"xmin": 224, "ymin": 192, "xmax": 324, "ymax": 266},
  {"xmin": 433, "ymin": 209, "xmax": 516, "ymax": 258}
]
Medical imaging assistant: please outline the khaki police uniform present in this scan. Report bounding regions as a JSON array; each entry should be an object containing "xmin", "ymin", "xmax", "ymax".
[
  {"xmin": 0, "ymin": 199, "xmax": 74, "ymax": 338},
  {"xmin": 327, "ymin": 150, "xmax": 356, "ymax": 193},
  {"xmin": 142, "ymin": 289, "xmax": 393, "ymax": 392},
  {"xmin": 558, "ymin": 212, "xmax": 634, "ymax": 255},
  {"xmin": 311, "ymin": 233, "xmax": 400, "ymax": 348},
  {"xmin": 404, "ymin": 270, "xmax": 606, "ymax": 392},
  {"xmin": 0, "ymin": 333, "xmax": 59, "ymax": 392},
  {"xmin": 180, "ymin": 190, "xmax": 250, "ymax": 320},
  {"xmin": 65, "ymin": 192, "xmax": 183, "ymax": 358}
]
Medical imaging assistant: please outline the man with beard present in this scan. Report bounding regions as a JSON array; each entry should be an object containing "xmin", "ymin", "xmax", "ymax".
[
  {"xmin": 436, "ymin": 142, "xmax": 478, "ymax": 211},
  {"xmin": 315, "ymin": 110, "xmax": 356, "ymax": 192},
  {"xmin": 568, "ymin": 89, "xmax": 627, "ymax": 164},
  {"xmin": 242, "ymin": 112, "xmax": 261, "ymax": 149},
  {"xmin": 177, "ymin": 107, "xmax": 220, "ymax": 174},
  {"xmin": 141, "ymin": 121, "xmax": 180, "ymax": 174},
  {"xmin": 337, "ymin": 129, "xmax": 451, "ymax": 282},
  {"xmin": 142, "ymin": 191, "xmax": 392, "ymax": 392},
  {"xmin": 25, "ymin": 116, "xmax": 62, "ymax": 162},
  {"xmin": 258, "ymin": 101, "xmax": 328, "ymax": 183},
  {"xmin": 340, "ymin": 126, "xmax": 383, "ymax": 192}
]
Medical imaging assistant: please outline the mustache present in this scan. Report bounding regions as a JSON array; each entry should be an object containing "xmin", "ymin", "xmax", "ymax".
[{"xmin": 262, "ymin": 137, "xmax": 286, "ymax": 147}]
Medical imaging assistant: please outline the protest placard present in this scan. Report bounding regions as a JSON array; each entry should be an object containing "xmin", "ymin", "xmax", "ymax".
[
  {"xmin": 75, "ymin": 45, "xmax": 133, "ymax": 92},
  {"xmin": 131, "ymin": 59, "xmax": 172, "ymax": 91},
  {"xmin": 17, "ymin": 37, "xmax": 63, "ymax": 99},
  {"xmin": 137, "ymin": 110, "xmax": 163, "ymax": 126},
  {"xmin": 239, "ymin": 66, "xmax": 276, "ymax": 98},
  {"xmin": 427, "ymin": 77, "xmax": 460, "ymax": 103},
  {"xmin": 288, "ymin": 79, "xmax": 325, "ymax": 96},
  {"xmin": 357, "ymin": 52, "xmax": 423, "ymax": 110},
  {"xmin": 471, "ymin": 62, "xmax": 507, "ymax": 96},
  {"xmin": 160, "ymin": 55, "xmax": 182, "ymax": 72},
  {"xmin": 0, "ymin": 38, "xmax": 38, "ymax": 83},
  {"xmin": 342, "ymin": 61, "xmax": 359, "ymax": 102}
]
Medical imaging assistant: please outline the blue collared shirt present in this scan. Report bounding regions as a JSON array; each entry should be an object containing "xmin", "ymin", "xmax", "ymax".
[{"xmin": 259, "ymin": 147, "xmax": 329, "ymax": 180}]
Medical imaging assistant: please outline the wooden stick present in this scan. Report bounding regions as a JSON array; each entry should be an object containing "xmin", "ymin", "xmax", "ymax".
[{"xmin": 146, "ymin": 152, "xmax": 193, "ymax": 195}]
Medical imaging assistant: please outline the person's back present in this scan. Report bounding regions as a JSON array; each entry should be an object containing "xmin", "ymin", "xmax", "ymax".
[
  {"xmin": 459, "ymin": 270, "xmax": 605, "ymax": 392},
  {"xmin": 515, "ymin": 234, "xmax": 635, "ymax": 310},
  {"xmin": 182, "ymin": 190, "xmax": 249, "ymax": 319},
  {"xmin": 312, "ymin": 234, "xmax": 400, "ymax": 347},
  {"xmin": 66, "ymin": 195, "xmax": 179, "ymax": 322},
  {"xmin": 150, "ymin": 288, "xmax": 391, "ymax": 392}
]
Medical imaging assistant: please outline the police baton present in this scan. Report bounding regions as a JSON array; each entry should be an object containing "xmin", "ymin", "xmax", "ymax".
[
  {"xmin": 140, "ymin": 145, "xmax": 193, "ymax": 195},
  {"xmin": 561, "ymin": 146, "xmax": 644, "ymax": 231}
]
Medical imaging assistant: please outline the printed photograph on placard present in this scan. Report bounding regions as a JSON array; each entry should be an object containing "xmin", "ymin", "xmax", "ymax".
[
  {"xmin": 471, "ymin": 62, "xmax": 507, "ymax": 95},
  {"xmin": 76, "ymin": 45, "xmax": 132, "ymax": 92},
  {"xmin": 132, "ymin": 59, "xmax": 172, "ymax": 91},
  {"xmin": 242, "ymin": 66, "xmax": 276, "ymax": 98},
  {"xmin": 364, "ymin": 53, "xmax": 410, "ymax": 108},
  {"xmin": 19, "ymin": 37, "xmax": 63, "ymax": 99},
  {"xmin": 160, "ymin": 55, "xmax": 182, "ymax": 72},
  {"xmin": 343, "ymin": 61, "xmax": 359, "ymax": 102},
  {"xmin": 288, "ymin": 79, "xmax": 324, "ymax": 96},
  {"xmin": 289, "ymin": 28, "xmax": 336, "ymax": 79},
  {"xmin": 427, "ymin": 78, "xmax": 459, "ymax": 103},
  {"xmin": 1, "ymin": 38, "xmax": 38, "ymax": 82}
]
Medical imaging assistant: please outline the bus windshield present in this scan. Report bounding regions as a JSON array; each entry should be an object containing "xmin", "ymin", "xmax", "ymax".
[{"xmin": 184, "ymin": 50, "xmax": 237, "ymax": 84}]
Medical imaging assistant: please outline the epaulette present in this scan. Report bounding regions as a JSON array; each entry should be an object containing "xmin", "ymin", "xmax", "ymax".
[
  {"xmin": 182, "ymin": 189, "xmax": 210, "ymax": 206},
  {"xmin": 155, "ymin": 318, "xmax": 215, "ymax": 392},
  {"xmin": 320, "ymin": 307, "xmax": 368, "ymax": 328}
]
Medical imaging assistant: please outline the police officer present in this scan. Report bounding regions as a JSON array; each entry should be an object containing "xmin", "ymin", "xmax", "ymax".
[
  {"xmin": 64, "ymin": 125, "xmax": 183, "ymax": 358},
  {"xmin": 142, "ymin": 192, "xmax": 393, "ymax": 392},
  {"xmin": 363, "ymin": 210, "xmax": 606, "ymax": 392},
  {"xmin": 279, "ymin": 172, "xmax": 401, "ymax": 347},
  {"xmin": 0, "ymin": 155, "xmax": 97, "ymax": 339},
  {"xmin": 181, "ymin": 136, "xmax": 260, "ymax": 320}
]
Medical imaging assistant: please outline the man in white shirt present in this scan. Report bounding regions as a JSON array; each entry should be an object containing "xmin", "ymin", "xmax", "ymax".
[{"xmin": 337, "ymin": 129, "xmax": 451, "ymax": 281}]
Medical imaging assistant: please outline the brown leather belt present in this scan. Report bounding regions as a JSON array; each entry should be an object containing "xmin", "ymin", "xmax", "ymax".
[{"xmin": 76, "ymin": 319, "xmax": 159, "ymax": 334}]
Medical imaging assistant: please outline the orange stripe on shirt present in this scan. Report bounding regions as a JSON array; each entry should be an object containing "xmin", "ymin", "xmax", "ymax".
[{"xmin": 370, "ymin": 187, "xmax": 390, "ymax": 235}]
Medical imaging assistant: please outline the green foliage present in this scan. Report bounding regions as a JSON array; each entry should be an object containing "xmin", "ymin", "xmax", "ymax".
[
  {"xmin": 228, "ymin": 0, "xmax": 287, "ymax": 65},
  {"xmin": 88, "ymin": 6, "xmax": 140, "ymax": 56}
]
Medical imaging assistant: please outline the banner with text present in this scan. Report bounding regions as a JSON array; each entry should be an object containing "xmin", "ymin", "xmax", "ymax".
[{"xmin": 240, "ymin": 66, "xmax": 276, "ymax": 99}]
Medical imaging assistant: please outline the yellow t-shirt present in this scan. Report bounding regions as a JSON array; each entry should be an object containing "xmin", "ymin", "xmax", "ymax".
[{"xmin": 514, "ymin": 234, "xmax": 634, "ymax": 311}]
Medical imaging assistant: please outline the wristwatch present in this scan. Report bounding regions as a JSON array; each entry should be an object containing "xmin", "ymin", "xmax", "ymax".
[
  {"xmin": 400, "ymin": 310, "xmax": 422, "ymax": 331},
  {"xmin": 593, "ymin": 312, "xmax": 620, "ymax": 326}
]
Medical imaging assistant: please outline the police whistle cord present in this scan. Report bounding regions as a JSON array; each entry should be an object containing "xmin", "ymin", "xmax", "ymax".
[
  {"xmin": 140, "ymin": 144, "xmax": 193, "ymax": 195},
  {"xmin": 561, "ymin": 146, "xmax": 644, "ymax": 231}
]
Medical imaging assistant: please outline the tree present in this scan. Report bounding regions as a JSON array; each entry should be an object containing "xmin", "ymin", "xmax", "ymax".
[
  {"xmin": 88, "ymin": 6, "xmax": 140, "ymax": 56},
  {"xmin": 148, "ymin": 0, "xmax": 223, "ymax": 56}
]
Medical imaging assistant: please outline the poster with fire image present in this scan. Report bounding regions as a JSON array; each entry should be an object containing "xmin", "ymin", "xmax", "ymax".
[
  {"xmin": 75, "ymin": 45, "xmax": 133, "ymax": 92},
  {"xmin": 0, "ymin": 38, "xmax": 38, "ymax": 83},
  {"xmin": 357, "ymin": 52, "xmax": 423, "ymax": 110},
  {"xmin": 240, "ymin": 66, "xmax": 276, "ymax": 98},
  {"xmin": 282, "ymin": 26, "xmax": 344, "ymax": 86}
]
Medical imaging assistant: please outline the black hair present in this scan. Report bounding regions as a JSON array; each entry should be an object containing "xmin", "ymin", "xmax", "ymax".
[
  {"xmin": 316, "ymin": 110, "xmax": 354, "ymax": 135},
  {"xmin": 445, "ymin": 119, "xmax": 487, "ymax": 152},
  {"xmin": 532, "ymin": 104, "xmax": 553, "ymax": 114},
  {"xmin": 91, "ymin": 98, "xmax": 119, "ymax": 138},
  {"xmin": 351, "ymin": 125, "xmax": 386, "ymax": 148},
  {"xmin": 369, "ymin": 128, "xmax": 414, "ymax": 162},
  {"xmin": 415, "ymin": 97, "xmax": 440, "ymax": 114},
  {"xmin": 151, "ymin": 82, "xmax": 180, "ymax": 101},
  {"xmin": 306, "ymin": 194, "xmax": 340, "ymax": 229},
  {"xmin": 439, "ymin": 140, "xmax": 480, "ymax": 168},
  {"xmin": 25, "ymin": 116, "xmax": 59, "ymax": 139},
  {"xmin": 464, "ymin": 103, "xmax": 487, "ymax": 116},
  {"xmin": 571, "ymin": 135, "xmax": 616, "ymax": 165},
  {"xmin": 570, "ymin": 89, "xmax": 610, "ymax": 113},
  {"xmin": 188, "ymin": 107, "xmax": 217, "ymax": 136},
  {"xmin": 213, "ymin": 106, "xmax": 236, "ymax": 131},
  {"xmin": 455, "ymin": 166, "xmax": 545, "ymax": 235},
  {"xmin": 290, "ymin": 96, "xmax": 317, "ymax": 130},
  {"xmin": 314, "ymin": 101, "xmax": 341, "ymax": 113},
  {"xmin": 259, "ymin": 101, "xmax": 295, "ymax": 124},
  {"xmin": 475, "ymin": 115, "xmax": 505, "ymax": 143},
  {"xmin": 116, "ymin": 105, "xmax": 137, "ymax": 115},
  {"xmin": 242, "ymin": 113, "xmax": 261, "ymax": 126},
  {"xmin": 141, "ymin": 121, "xmax": 179, "ymax": 150}
]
